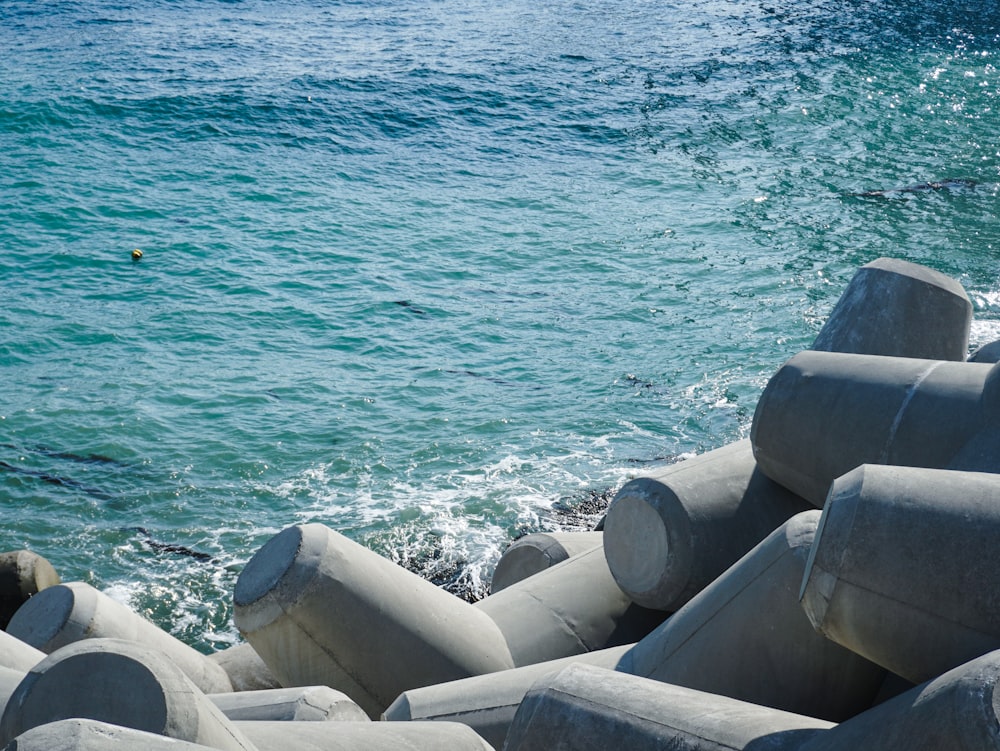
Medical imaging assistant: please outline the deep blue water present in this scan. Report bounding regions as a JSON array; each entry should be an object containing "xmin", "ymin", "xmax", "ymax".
[{"xmin": 1, "ymin": 0, "xmax": 999, "ymax": 648}]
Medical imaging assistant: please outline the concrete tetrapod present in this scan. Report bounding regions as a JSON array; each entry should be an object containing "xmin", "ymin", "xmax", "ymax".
[
  {"xmin": 0, "ymin": 632, "xmax": 43, "ymax": 674},
  {"xmin": 473, "ymin": 544, "xmax": 665, "ymax": 668},
  {"xmin": 799, "ymin": 649, "xmax": 1000, "ymax": 751},
  {"xmin": 617, "ymin": 510, "xmax": 885, "ymax": 722},
  {"xmin": 800, "ymin": 464, "xmax": 1000, "ymax": 685},
  {"xmin": 207, "ymin": 643, "xmax": 280, "ymax": 692},
  {"xmin": 234, "ymin": 720, "xmax": 493, "ymax": 751},
  {"xmin": 490, "ymin": 531, "xmax": 603, "ymax": 593},
  {"xmin": 1, "ymin": 718, "xmax": 221, "ymax": 751},
  {"xmin": 208, "ymin": 686, "xmax": 369, "ymax": 722},
  {"xmin": 503, "ymin": 663, "xmax": 833, "ymax": 751},
  {"xmin": 385, "ymin": 512, "xmax": 885, "ymax": 744},
  {"xmin": 0, "ymin": 551, "xmax": 60, "ymax": 631},
  {"xmin": 6, "ymin": 582, "xmax": 233, "ymax": 695},
  {"xmin": 234, "ymin": 524, "xmax": 664, "ymax": 718},
  {"xmin": 810, "ymin": 256, "xmax": 971, "ymax": 361},
  {"xmin": 750, "ymin": 351, "xmax": 998, "ymax": 505},
  {"xmin": 602, "ymin": 439, "xmax": 812, "ymax": 610},
  {"xmin": 233, "ymin": 523, "xmax": 517, "ymax": 718},
  {"xmin": 384, "ymin": 645, "xmax": 633, "ymax": 749},
  {"xmin": 0, "ymin": 638, "xmax": 257, "ymax": 750}
]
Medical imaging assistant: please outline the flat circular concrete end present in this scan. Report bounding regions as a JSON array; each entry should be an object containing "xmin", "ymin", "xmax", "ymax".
[
  {"xmin": 234, "ymin": 525, "xmax": 305, "ymax": 608},
  {"xmin": 0, "ymin": 641, "xmax": 173, "ymax": 745},
  {"xmin": 604, "ymin": 493, "xmax": 670, "ymax": 607},
  {"xmin": 6, "ymin": 583, "xmax": 76, "ymax": 650},
  {"xmin": 491, "ymin": 535, "xmax": 568, "ymax": 593}
]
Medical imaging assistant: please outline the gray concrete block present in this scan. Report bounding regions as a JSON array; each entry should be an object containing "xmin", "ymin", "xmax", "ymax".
[
  {"xmin": 603, "ymin": 440, "xmax": 813, "ymax": 609},
  {"xmin": 750, "ymin": 351, "xmax": 994, "ymax": 504},
  {"xmin": 503, "ymin": 663, "xmax": 833, "ymax": 751},
  {"xmin": 801, "ymin": 464, "xmax": 1000, "ymax": 685},
  {"xmin": 0, "ymin": 551, "xmax": 60, "ymax": 631},
  {"xmin": 0, "ymin": 667, "xmax": 25, "ymax": 723},
  {"xmin": 474, "ymin": 545, "xmax": 666, "ymax": 667},
  {"xmin": 208, "ymin": 686, "xmax": 369, "ymax": 722},
  {"xmin": 0, "ymin": 632, "xmax": 44, "ymax": 674},
  {"xmin": 235, "ymin": 523, "xmax": 665, "ymax": 718},
  {"xmin": 233, "ymin": 523, "xmax": 516, "ymax": 718},
  {"xmin": 7, "ymin": 582, "xmax": 232, "ymax": 695},
  {"xmin": 799, "ymin": 649, "xmax": 1000, "ymax": 751},
  {"xmin": 385, "ymin": 512, "xmax": 884, "ymax": 744},
  {"xmin": 811, "ymin": 256, "xmax": 971, "ymax": 361},
  {"xmin": 235, "ymin": 720, "xmax": 493, "ymax": 751},
  {"xmin": 383, "ymin": 645, "xmax": 632, "ymax": 750},
  {"xmin": 0, "ymin": 638, "xmax": 257, "ymax": 750},
  {"xmin": 207, "ymin": 643, "xmax": 280, "ymax": 693},
  {"xmin": 490, "ymin": 532, "xmax": 603, "ymax": 593},
  {"xmin": 619, "ymin": 510, "xmax": 885, "ymax": 722},
  {"xmin": 1, "ymin": 718, "xmax": 221, "ymax": 750},
  {"xmin": 968, "ymin": 338, "xmax": 1000, "ymax": 363}
]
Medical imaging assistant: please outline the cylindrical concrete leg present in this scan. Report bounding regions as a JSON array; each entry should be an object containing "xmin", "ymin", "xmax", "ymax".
[
  {"xmin": 750, "ymin": 351, "xmax": 992, "ymax": 504},
  {"xmin": 0, "ymin": 638, "xmax": 257, "ymax": 750},
  {"xmin": 383, "ymin": 644, "xmax": 632, "ymax": 750},
  {"xmin": 208, "ymin": 686, "xmax": 369, "ymax": 722},
  {"xmin": 6, "ymin": 582, "xmax": 233, "ymax": 694},
  {"xmin": 233, "ymin": 524, "xmax": 515, "ymax": 718},
  {"xmin": 810, "ymin": 256, "xmax": 971, "ymax": 361},
  {"xmin": 235, "ymin": 720, "xmax": 492, "ymax": 751},
  {"xmin": 1, "ymin": 718, "xmax": 222, "ymax": 751},
  {"xmin": 619, "ymin": 511, "xmax": 886, "ymax": 722},
  {"xmin": 800, "ymin": 649, "xmax": 1000, "ymax": 751},
  {"xmin": 208, "ymin": 642, "xmax": 281, "ymax": 692},
  {"xmin": 602, "ymin": 439, "xmax": 813, "ymax": 610},
  {"xmin": 474, "ymin": 545, "xmax": 667, "ymax": 667},
  {"xmin": 0, "ymin": 551, "xmax": 60, "ymax": 630},
  {"xmin": 0, "ymin": 667, "xmax": 25, "ymax": 722},
  {"xmin": 490, "ymin": 531, "xmax": 604, "ymax": 593},
  {"xmin": 0, "ymin": 631, "xmax": 44, "ymax": 673},
  {"xmin": 801, "ymin": 464, "xmax": 1000, "ymax": 685},
  {"xmin": 504, "ymin": 663, "xmax": 833, "ymax": 751}
]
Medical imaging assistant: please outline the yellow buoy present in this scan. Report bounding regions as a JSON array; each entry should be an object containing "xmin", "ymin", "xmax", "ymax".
[{"xmin": 131, "ymin": 249, "xmax": 143, "ymax": 261}]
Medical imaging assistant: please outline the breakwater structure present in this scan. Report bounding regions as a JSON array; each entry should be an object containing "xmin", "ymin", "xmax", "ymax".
[{"xmin": 2, "ymin": 257, "xmax": 1000, "ymax": 749}]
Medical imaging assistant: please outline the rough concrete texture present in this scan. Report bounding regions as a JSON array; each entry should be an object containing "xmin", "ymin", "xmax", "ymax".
[
  {"xmin": 1, "ymin": 718, "xmax": 221, "ymax": 751},
  {"xmin": 603, "ymin": 440, "xmax": 812, "ymax": 610},
  {"xmin": 208, "ymin": 686, "xmax": 369, "ymax": 722},
  {"xmin": 619, "ymin": 510, "xmax": 885, "ymax": 722},
  {"xmin": 503, "ymin": 663, "xmax": 834, "ymax": 751},
  {"xmin": 799, "ymin": 649, "xmax": 1000, "ymax": 751},
  {"xmin": 207, "ymin": 643, "xmax": 280, "ymax": 693},
  {"xmin": 233, "ymin": 523, "xmax": 516, "ymax": 718},
  {"xmin": 383, "ymin": 644, "xmax": 632, "ymax": 750},
  {"xmin": 0, "ymin": 639, "xmax": 256, "ymax": 751},
  {"xmin": 490, "ymin": 531, "xmax": 604, "ymax": 593},
  {"xmin": 235, "ymin": 719, "xmax": 493, "ymax": 751},
  {"xmin": 0, "ymin": 632, "xmax": 43, "ymax": 674},
  {"xmin": 0, "ymin": 551, "xmax": 60, "ymax": 631},
  {"xmin": 750, "ymin": 351, "xmax": 995, "ymax": 505},
  {"xmin": 801, "ymin": 464, "xmax": 1000, "ymax": 685},
  {"xmin": 474, "ymin": 545, "xmax": 667, "ymax": 667},
  {"xmin": 6, "ymin": 582, "xmax": 232, "ymax": 695},
  {"xmin": 810, "ymin": 256, "xmax": 971, "ymax": 361}
]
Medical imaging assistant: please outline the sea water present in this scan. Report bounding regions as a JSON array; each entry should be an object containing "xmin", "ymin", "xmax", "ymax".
[{"xmin": 1, "ymin": 0, "xmax": 998, "ymax": 649}]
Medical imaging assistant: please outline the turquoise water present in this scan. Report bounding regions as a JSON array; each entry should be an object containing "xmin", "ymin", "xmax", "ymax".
[{"xmin": 2, "ymin": 0, "xmax": 999, "ymax": 649}]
